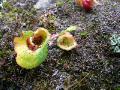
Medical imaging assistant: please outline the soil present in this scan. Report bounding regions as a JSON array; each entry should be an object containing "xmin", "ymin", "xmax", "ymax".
[{"xmin": 0, "ymin": 0, "xmax": 120, "ymax": 90}]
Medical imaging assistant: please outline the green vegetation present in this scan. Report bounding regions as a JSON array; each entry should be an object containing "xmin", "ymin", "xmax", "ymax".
[
  {"xmin": 110, "ymin": 34, "xmax": 120, "ymax": 53},
  {"xmin": 57, "ymin": 26, "xmax": 77, "ymax": 51},
  {"xmin": 14, "ymin": 28, "xmax": 50, "ymax": 69},
  {"xmin": 0, "ymin": 0, "xmax": 120, "ymax": 90},
  {"xmin": 79, "ymin": 31, "xmax": 89, "ymax": 38}
]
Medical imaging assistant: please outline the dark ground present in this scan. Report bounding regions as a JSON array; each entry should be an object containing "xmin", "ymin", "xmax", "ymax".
[{"xmin": 0, "ymin": 0, "xmax": 120, "ymax": 90}]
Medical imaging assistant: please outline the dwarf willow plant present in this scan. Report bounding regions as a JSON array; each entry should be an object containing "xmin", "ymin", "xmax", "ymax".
[
  {"xmin": 14, "ymin": 28, "xmax": 50, "ymax": 69},
  {"xmin": 110, "ymin": 34, "xmax": 120, "ymax": 53}
]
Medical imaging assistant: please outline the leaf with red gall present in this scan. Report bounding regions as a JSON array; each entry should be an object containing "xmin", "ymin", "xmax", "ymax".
[
  {"xmin": 32, "ymin": 36, "xmax": 43, "ymax": 46},
  {"xmin": 26, "ymin": 37, "xmax": 38, "ymax": 51},
  {"xmin": 14, "ymin": 28, "xmax": 50, "ymax": 69}
]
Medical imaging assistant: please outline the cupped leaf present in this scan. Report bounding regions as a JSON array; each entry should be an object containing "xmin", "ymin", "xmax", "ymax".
[
  {"xmin": 57, "ymin": 32, "xmax": 77, "ymax": 51},
  {"xmin": 14, "ymin": 28, "xmax": 50, "ymax": 69}
]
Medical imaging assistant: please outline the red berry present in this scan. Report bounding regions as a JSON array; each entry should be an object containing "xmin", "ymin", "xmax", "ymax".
[{"xmin": 82, "ymin": 0, "xmax": 93, "ymax": 11}]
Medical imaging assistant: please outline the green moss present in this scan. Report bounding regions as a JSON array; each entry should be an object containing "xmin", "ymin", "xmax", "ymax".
[
  {"xmin": 0, "ymin": 51, "xmax": 4, "ymax": 58},
  {"xmin": 79, "ymin": 31, "xmax": 89, "ymax": 38},
  {"xmin": 39, "ymin": 14, "xmax": 57, "ymax": 33},
  {"xmin": 56, "ymin": 1, "xmax": 64, "ymax": 7},
  {"xmin": 3, "ymin": 2, "xmax": 12, "ymax": 10},
  {"xmin": 56, "ymin": 0, "xmax": 72, "ymax": 7},
  {"xmin": 12, "ymin": 8, "xmax": 23, "ymax": 14},
  {"xmin": 0, "ymin": 32, "xmax": 2, "ymax": 39},
  {"xmin": 116, "ymin": 87, "xmax": 120, "ymax": 90},
  {"xmin": 6, "ymin": 12, "xmax": 16, "ymax": 21},
  {"xmin": 66, "ymin": 0, "xmax": 73, "ymax": 4},
  {"xmin": 49, "ymin": 15, "xmax": 56, "ymax": 21},
  {"xmin": 2, "ymin": 1, "xmax": 37, "ymax": 24},
  {"xmin": 59, "ymin": 59, "xmax": 68, "ymax": 65}
]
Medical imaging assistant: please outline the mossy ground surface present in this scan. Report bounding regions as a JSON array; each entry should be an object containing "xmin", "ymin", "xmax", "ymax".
[{"xmin": 0, "ymin": 0, "xmax": 120, "ymax": 90}]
